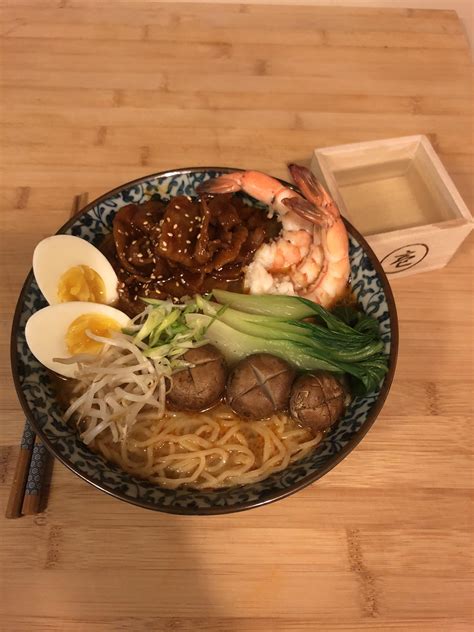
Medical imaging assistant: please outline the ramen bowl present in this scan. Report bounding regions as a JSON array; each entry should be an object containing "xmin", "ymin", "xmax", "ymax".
[{"xmin": 11, "ymin": 167, "xmax": 398, "ymax": 515}]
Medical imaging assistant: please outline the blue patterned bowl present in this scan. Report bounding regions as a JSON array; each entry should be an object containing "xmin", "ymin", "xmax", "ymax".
[{"xmin": 11, "ymin": 167, "xmax": 398, "ymax": 514}]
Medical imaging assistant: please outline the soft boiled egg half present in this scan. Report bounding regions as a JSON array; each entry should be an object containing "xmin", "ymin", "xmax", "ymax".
[
  {"xmin": 25, "ymin": 302, "xmax": 130, "ymax": 378},
  {"xmin": 33, "ymin": 235, "xmax": 119, "ymax": 305}
]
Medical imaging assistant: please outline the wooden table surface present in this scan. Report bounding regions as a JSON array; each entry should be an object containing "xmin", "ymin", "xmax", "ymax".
[{"xmin": 1, "ymin": 2, "xmax": 473, "ymax": 630}]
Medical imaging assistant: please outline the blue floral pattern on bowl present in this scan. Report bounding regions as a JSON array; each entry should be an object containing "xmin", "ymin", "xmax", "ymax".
[{"xmin": 11, "ymin": 168, "xmax": 398, "ymax": 514}]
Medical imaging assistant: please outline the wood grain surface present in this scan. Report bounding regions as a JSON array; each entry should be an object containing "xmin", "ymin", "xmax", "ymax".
[{"xmin": 0, "ymin": 2, "xmax": 473, "ymax": 630}]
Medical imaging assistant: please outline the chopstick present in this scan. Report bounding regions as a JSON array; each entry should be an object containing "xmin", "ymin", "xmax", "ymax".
[
  {"xmin": 72, "ymin": 192, "xmax": 90, "ymax": 216},
  {"xmin": 22, "ymin": 438, "xmax": 50, "ymax": 515},
  {"xmin": 5, "ymin": 420, "xmax": 36, "ymax": 518},
  {"xmin": 5, "ymin": 192, "xmax": 90, "ymax": 519}
]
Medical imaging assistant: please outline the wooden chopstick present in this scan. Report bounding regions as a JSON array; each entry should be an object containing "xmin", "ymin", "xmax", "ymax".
[
  {"xmin": 6, "ymin": 192, "xmax": 90, "ymax": 519},
  {"xmin": 5, "ymin": 420, "xmax": 36, "ymax": 518},
  {"xmin": 22, "ymin": 439, "xmax": 50, "ymax": 515},
  {"xmin": 73, "ymin": 192, "xmax": 90, "ymax": 215}
]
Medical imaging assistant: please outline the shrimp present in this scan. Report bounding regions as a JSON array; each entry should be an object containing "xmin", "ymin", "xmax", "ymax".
[{"xmin": 197, "ymin": 165, "xmax": 350, "ymax": 308}]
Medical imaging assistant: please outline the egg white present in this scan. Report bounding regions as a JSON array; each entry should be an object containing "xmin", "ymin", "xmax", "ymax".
[
  {"xmin": 33, "ymin": 235, "xmax": 119, "ymax": 305},
  {"xmin": 25, "ymin": 302, "xmax": 130, "ymax": 378}
]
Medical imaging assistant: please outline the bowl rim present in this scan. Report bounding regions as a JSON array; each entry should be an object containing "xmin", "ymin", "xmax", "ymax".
[{"xmin": 10, "ymin": 166, "xmax": 399, "ymax": 515}]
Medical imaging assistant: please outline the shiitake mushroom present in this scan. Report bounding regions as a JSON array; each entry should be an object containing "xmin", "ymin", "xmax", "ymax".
[
  {"xmin": 289, "ymin": 372, "xmax": 346, "ymax": 433},
  {"xmin": 168, "ymin": 345, "xmax": 346, "ymax": 436},
  {"xmin": 226, "ymin": 353, "xmax": 295, "ymax": 420},
  {"xmin": 167, "ymin": 344, "xmax": 226, "ymax": 411}
]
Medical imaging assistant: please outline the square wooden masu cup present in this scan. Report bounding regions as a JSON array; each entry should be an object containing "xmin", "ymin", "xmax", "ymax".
[{"xmin": 311, "ymin": 135, "xmax": 473, "ymax": 278}]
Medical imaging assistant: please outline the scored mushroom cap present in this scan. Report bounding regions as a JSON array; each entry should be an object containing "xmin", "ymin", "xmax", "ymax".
[
  {"xmin": 167, "ymin": 344, "xmax": 227, "ymax": 411},
  {"xmin": 289, "ymin": 372, "xmax": 345, "ymax": 434},
  {"xmin": 226, "ymin": 353, "xmax": 295, "ymax": 420}
]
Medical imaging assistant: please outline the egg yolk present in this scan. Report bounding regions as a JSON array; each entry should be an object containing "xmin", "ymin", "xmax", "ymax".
[
  {"xmin": 57, "ymin": 265, "xmax": 106, "ymax": 303},
  {"xmin": 65, "ymin": 314, "xmax": 121, "ymax": 355}
]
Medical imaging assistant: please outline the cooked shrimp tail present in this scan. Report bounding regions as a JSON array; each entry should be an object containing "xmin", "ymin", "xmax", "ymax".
[
  {"xmin": 281, "ymin": 196, "xmax": 329, "ymax": 227},
  {"xmin": 198, "ymin": 173, "xmax": 242, "ymax": 194},
  {"xmin": 287, "ymin": 164, "xmax": 339, "ymax": 223}
]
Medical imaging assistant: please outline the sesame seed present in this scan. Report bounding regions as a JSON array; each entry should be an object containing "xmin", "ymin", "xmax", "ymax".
[
  {"xmin": 167, "ymin": 232, "xmax": 172, "ymax": 237},
  {"xmin": 175, "ymin": 282, "xmax": 180, "ymax": 287},
  {"xmin": 157, "ymin": 275, "xmax": 163, "ymax": 279},
  {"xmin": 186, "ymin": 239, "xmax": 191, "ymax": 244},
  {"xmin": 184, "ymin": 213, "xmax": 189, "ymax": 218},
  {"xmin": 162, "ymin": 241, "xmax": 167, "ymax": 247},
  {"xmin": 143, "ymin": 221, "xmax": 149, "ymax": 226},
  {"xmin": 137, "ymin": 253, "xmax": 143, "ymax": 258},
  {"xmin": 131, "ymin": 240, "xmax": 137, "ymax": 245},
  {"xmin": 188, "ymin": 227, "xmax": 193, "ymax": 233},
  {"xmin": 173, "ymin": 224, "xmax": 178, "ymax": 229},
  {"xmin": 180, "ymin": 278, "xmax": 186, "ymax": 285},
  {"xmin": 146, "ymin": 212, "xmax": 152, "ymax": 217},
  {"xmin": 166, "ymin": 217, "xmax": 171, "ymax": 222}
]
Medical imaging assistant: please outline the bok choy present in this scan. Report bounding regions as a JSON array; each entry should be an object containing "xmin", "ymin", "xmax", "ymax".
[{"xmin": 190, "ymin": 291, "xmax": 389, "ymax": 394}]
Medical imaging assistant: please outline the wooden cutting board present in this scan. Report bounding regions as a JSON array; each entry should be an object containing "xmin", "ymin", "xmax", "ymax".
[{"xmin": 0, "ymin": 2, "xmax": 473, "ymax": 631}]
